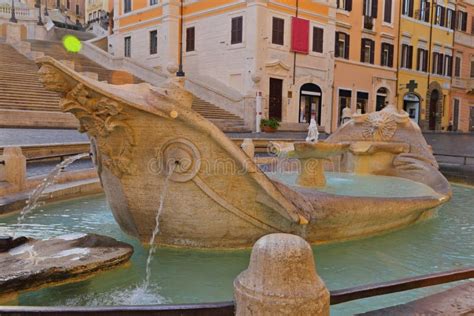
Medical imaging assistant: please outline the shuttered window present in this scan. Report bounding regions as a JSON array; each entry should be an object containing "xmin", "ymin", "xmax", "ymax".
[
  {"xmin": 231, "ymin": 16, "xmax": 243, "ymax": 44},
  {"xmin": 381, "ymin": 43, "xmax": 393, "ymax": 67},
  {"xmin": 454, "ymin": 56, "xmax": 461, "ymax": 77},
  {"xmin": 360, "ymin": 38, "xmax": 374, "ymax": 64},
  {"xmin": 312, "ymin": 27, "xmax": 324, "ymax": 53},
  {"xmin": 124, "ymin": 36, "xmax": 131, "ymax": 58},
  {"xmin": 401, "ymin": 44, "xmax": 413, "ymax": 69},
  {"xmin": 383, "ymin": 0, "xmax": 392, "ymax": 23},
  {"xmin": 337, "ymin": 0, "xmax": 352, "ymax": 11},
  {"xmin": 416, "ymin": 48, "xmax": 428, "ymax": 72},
  {"xmin": 335, "ymin": 32, "xmax": 350, "ymax": 59},
  {"xmin": 186, "ymin": 27, "xmax": 195, "ymax": 52},
  {"xmin": 272, "ymin": 17, "xmax": 284, "ymax": 45}
]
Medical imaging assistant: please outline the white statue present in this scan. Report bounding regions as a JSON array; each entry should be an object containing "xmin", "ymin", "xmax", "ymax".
[
  {"xmin": 306, "ymin": 118, "xmax": 319, "ymax": 143},
  {"xmin": 341, "ymin": 105, "xmax": 352, "ymax": 124}
]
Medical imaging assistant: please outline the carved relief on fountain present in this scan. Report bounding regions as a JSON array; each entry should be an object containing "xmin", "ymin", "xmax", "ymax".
[{"xmin": 38, "ymin": 64, "xmax": 136, "ymax": 178}]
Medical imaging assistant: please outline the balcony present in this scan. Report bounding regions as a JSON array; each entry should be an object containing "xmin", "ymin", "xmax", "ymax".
[{"xmin": 363, "ymin": 16, "xmax": 374, "ymax": 30}]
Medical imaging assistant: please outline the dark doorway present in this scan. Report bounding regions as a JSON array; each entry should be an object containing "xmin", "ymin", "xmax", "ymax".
[
  {"xmin": 376, "ymin": 87, "xmax": 388, "ymax": 111},
  {"xmin": 453, "ymin": 99, "xmax": 459, "ymax": 131},
  {"xmin": 269, "ymin": 78, "xmax": 283, "ymax": 121},
  {"xmin": 470, "ymin": 107, "xmax": 474, "ymax": 132},
  {"xmin": 403, "ymin": 93, "xmax": 420, "ymax": 123},
  {"xmin": 299, "ymin": 83, "xmax": 322, "ymax": 125},
  {"xmin": 429, "ymin": 89, "xmax": 439, "ymax": 130}
]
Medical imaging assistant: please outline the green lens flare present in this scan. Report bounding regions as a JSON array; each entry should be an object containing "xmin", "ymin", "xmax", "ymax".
[{"xmin": 62, "ymin": 35, "xmax": 82, "ymax": 53}]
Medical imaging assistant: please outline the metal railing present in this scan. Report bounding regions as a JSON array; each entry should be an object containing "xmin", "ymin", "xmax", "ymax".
[{"xmin": 0, "ymin": 267, "xmax": 471, "ymax": 315}]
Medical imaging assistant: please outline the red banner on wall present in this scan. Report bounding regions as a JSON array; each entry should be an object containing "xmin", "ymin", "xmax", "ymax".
[{"xmin": 291, "ymin": 17, "xmax": 309, "ymax": 54}]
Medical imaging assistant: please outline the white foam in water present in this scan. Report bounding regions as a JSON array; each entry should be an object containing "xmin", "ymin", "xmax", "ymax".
[{"xmin": 63, "ymin": 283, "xmax": 169, "ymax": 306}]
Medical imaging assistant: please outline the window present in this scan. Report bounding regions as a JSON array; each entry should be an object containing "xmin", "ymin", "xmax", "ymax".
[
  {"xmin": 470, "ymin": 60, "xmax": 474, "ymax": 78},
  {"xmin": 454, "ymin": 56, "xmax": 461, "ymax": 77},
  {"xmin": 401, "ymin": 44, "xmax": 413, "ymax": 69},
  {"xmin": 416, "ymin": 48, "xmax": 428, "ymax": 72},
  {"xmin": 75, "ymin": 4, "xmax": 79, "ymax": 15},
  {"xmin": 361, "ymin": 39, "xmax": 374, "ymax": 64},
  {"xmin": 383, "ymin": 0, "xmax": 392, "ymax": 23},
  {"xmin": 447, "ymin": 9, "xmax": 455, "ymax": 30},
  {"xmin": 312, "ymin": 27, "xmax": 324, "ymax": 53},
  {"xmin": 419, "ymin": 0, "xmax": 430, "ymax": 22},
  {"xmin": 435, "ymin": 5, "xmax": 445, "ymax": 27},
  {"xmin": 272, "ymin": 17, "xmax": 284, "ymax": 45},
  {"xmin": 124, "ymin": 0, "xmax": 131, "ymax": 13},
  {"xmin": 402, "ymin": 0, "xmax": 413, "ymax": 17},
  {"xmin": 56, "ymin": 0, "xmax": 60, "ymax": 8},
  {"xmin": 231, "ymin": 16, "xmax": 243, "ymax": 45},
  {"xmin": 186, "ymin": 27, "xmax": 195, "ymax": 52},
  {"xmin": 445, "ymin": 55, "xmax": 452, "ymax": 77},
  {"xmin": 456, "ymin": 11, "xmax": 468, "ymax": 32},
  {"xmin": 337, "ymin": 0, "xmax": 352, "ymax": 11},
  {"xmin": 88, "ymin": 13, "xmax": 92, "ymax": 21},
  {"xmin": 150, "ymin": 0, "xmax": 157, "ymax": 5},
  {"xmin": 363, "ymin": 0, "xmax": 377, "ymax": 18},
  {"xmin": 432, "ymin": 52, "xmax": 444, "ymax": 75},
  {"xmin": 149, "ymin": 30, "xmax": 157, "ymax": 55},
  {"xmin": 124, "ymin": 36, "xmax": 131, "ymax": 57},
  {"xmin": 472, "ymin": 16, "xmax": 474, "ymax": 34},
  {"xmin": 66, "ymin": 0, "xmax": 70, "ymax": 9},
  {"xmin": 380, "ymin": 43, "xmax": 393, "ymax": 67},
  {"xmin": 335, "ymin": 32, "xmax": 350, "ymax": 59}
]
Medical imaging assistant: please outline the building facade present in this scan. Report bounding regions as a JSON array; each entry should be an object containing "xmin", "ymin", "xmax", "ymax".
[
  {"xmin": 332, "ymin": 0, "xmax": 400, "ymax": 131},
  {"xmin": 451, "ymin": 0, "xmax": 474, "ymax": 132},
  {"xmin": 397, "ymin": 0, "xmax": 455, "ymax": 131},
  {"xmin": 108, "ymin": 0, "xmax": 473, "ymax": 133},
  {"xmin": 109, "ymin": 0, "xmax": 336, "ymax": 132}
]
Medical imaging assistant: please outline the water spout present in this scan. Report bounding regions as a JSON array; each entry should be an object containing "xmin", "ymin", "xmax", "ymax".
[
  {"xmin": 14, "ymin": 153, "xmax": 90, "ymax": 238},
  {"xmin": 143, "ymin": 162, "xmax": 177, "ymax": 292}
]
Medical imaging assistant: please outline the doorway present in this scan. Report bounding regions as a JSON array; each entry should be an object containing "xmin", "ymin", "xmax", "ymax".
[
  {"xmin": 376, "ymin": 87, "xmax": 388, "ymax": 111},
  {"xmin": 299, "ymin": 83, "xmax": 322, "ymax": 125},
  {"xmin": 403, "ymin": 93, "xmax": 420, "ymax": 123},
  {"xmin": 429, "ymin": 89, "xmax": 440, "ymax": 130},
  {"xmin": 452, "ymin": 99, "xmax": 459, "ymax": 131},
  {"xmin": 470, "ymin": 107, "xmax": 474, "ymax": 132},
  {"xmin": 269, "ymin": 78, "xmax": 283, "ymax": 121}
]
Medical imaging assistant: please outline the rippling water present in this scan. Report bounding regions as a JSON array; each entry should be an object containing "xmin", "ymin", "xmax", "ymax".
[{"xmin": 0, "ymin": 184, "xmax": 472, "ymax": 314}]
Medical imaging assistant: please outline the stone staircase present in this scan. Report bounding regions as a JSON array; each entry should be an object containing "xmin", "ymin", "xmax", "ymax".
[
  {"xmin": 27, "ymin": 40, "xmax": 141, "ymax": 84},
  {"xmin": 192, "ymin": 96, "xmax": 250, "ymax": 132},
  {"xmin": 0, "ymin": 43, "xmax": 61, "ymax": 112}
]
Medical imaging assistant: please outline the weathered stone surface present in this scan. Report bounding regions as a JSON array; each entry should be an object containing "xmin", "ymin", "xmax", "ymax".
[
  {"xmin": 0, "ymin": 234, "xmax": 133, "ymax": 296},
  {"xmin": 234, "ymin": 233, "xmax": 329, "ymax": 315}
]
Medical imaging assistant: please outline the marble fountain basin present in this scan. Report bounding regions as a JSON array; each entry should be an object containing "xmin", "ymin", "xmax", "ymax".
[{"xmin": 35, "ymin": 56, "xmax": 451, "ymax": 249}]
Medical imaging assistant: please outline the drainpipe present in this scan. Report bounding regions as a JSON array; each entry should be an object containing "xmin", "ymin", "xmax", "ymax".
[
  {"xmin": 176, "ymin": 0, "xmax": 185, "ymax": 77},
  {"xmin": 395, "ymin": 0, "xmax": 402, "ymax": 108},
  {"xmin": 292, "ymin": 0, "xmax": 299, "ymax": 85},
  {"xmin": 427, "ymin": 0, "xmax": 435, "ymax": 129}
]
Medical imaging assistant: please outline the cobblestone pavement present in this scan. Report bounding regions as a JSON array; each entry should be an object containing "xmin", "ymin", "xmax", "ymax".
[
  {"xmin": 2, "ymin": 128, "xmax": 473, "ymax": 157},
  {"xmin": 27, "ymin": 159, "xmax": 94, "ymax": 177},
  {"xmin": 0, "ymin": 128, "xmax": 88, "ymax": 146}
]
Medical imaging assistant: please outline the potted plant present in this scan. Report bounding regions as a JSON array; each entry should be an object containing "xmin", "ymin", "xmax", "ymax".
[{"xmin": 260, "ymin": 118, "xmax": 280, "ymax": 133}]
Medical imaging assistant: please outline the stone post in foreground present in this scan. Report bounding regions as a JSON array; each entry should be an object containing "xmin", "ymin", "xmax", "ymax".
[
  {"xmin": 234, "ymin": 233, "xmax": 329, "ymax": 315},
  {"xmin": 2, "ymin": 147, "xmax": 26, "ymax": 191}
]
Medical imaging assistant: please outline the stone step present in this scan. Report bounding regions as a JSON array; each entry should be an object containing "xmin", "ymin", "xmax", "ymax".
[
  {"xmin": 0, "ymin": 95, "xmax": 60, "ymax": 103},
  {"xmin": 0, "ymin": 86, "xmax": 59, "ymax": 95}
]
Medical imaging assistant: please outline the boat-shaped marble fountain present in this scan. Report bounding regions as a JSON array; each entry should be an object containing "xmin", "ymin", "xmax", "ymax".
[{"xmin": 36, "ymin": 57, "xmax": 451, "ymax": 248}]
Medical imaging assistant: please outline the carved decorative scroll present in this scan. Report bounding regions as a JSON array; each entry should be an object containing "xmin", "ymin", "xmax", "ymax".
[{"xmin": 60, "ymin": 83, "xmax": 136, "ymax": 178}]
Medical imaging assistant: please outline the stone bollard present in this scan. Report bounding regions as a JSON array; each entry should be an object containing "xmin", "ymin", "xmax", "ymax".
[
  {"xmin": 241, "ymin": 138, "xmax": 255, "ymax": 159},
  {"xmin": 234, "ymin": 233, "xmax": 329, "ymax": 316},
  {"xmin": 2, "ymin": 147, "xmax": 27, "ymax": 191}
]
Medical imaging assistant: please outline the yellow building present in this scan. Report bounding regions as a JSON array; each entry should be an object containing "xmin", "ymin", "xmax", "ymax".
[{"xmin": 397, "ymin": 0, "xmax": 455, "ymax": 131}]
